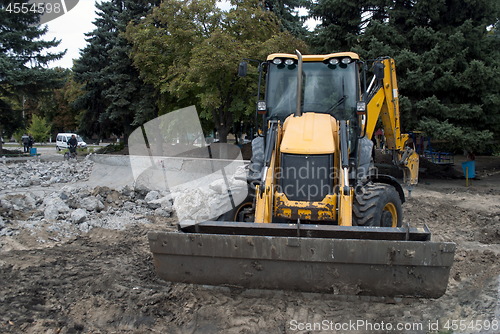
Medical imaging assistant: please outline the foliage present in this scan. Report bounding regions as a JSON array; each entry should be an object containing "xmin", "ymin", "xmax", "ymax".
[
  {"xmin": 0, "ymin": 0, "xmax": 65, "ymax": 149},
  {"xmin": 35, "ymin": 70, "xmax": 84, "ymax": 137},
  {"xmin": 126, "ymin": 0, "xmax": 307, "ymax": 142},
  {"xmin": 310, "ymin": 0, "xmax": 500, "ymax": 153},
  {"xmin": 73, "ymin": 0, "xmax": 159, "ymax": 141},
  {"xmin": 308, "ymin": 0, "xmax": 394, "ymax": 52},
  {"xmin": 12, "ymin": 129, "xmax": 24, "ymax": 145},
  {"xmin": 27, "ymin": 114, "xmax": 51, "ymax": 143},
  {"xmin": 95, "ymin": 142, "xmax": 126, "ymax": 154},
  {"xmin": 263, "ymin": 0, "xmax": 309, "ymax": 38}
]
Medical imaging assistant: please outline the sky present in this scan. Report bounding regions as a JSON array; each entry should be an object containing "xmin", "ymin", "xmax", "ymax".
[
  {"xmin": 44, "ymin": 0, "xmax": 101, "ymax": 69},
  {"xmin": 43, "ymin": 0, "xmax": 232, "ymax": 69},
  {"xmin": 43, "ymin": 1, "xmax": 315, "ymax": 69}
]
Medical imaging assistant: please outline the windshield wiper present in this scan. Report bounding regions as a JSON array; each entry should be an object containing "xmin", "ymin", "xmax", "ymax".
[
  {"xmin": 327, "ymin": 75, "xmax": 347, "ymax": 114},
  {"xmin": 327, "ymin": 95, "xmax": 347, "ymax": 113}
]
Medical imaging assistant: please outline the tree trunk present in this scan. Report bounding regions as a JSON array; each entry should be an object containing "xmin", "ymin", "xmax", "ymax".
[
  {"xmin": 212, "ymin": 105, "xmax": 233, "ymax": 143},
  {"xmin": 217, "ymin": 125, "xmax": 230, "ymax": 143}
]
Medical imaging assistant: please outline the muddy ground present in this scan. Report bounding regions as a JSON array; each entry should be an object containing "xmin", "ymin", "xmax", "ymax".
[{"xmin": 0, "ymin": 155, "xmax": 499, "ymax": 334}]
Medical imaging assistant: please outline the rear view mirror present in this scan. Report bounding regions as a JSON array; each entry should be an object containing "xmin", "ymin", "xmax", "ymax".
[{"xmin": 238, "ymin": 61, "xmax": 248, "ymax": 77}]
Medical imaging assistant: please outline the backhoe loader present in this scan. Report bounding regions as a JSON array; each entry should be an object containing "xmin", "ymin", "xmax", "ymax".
[{"xmin": 148, "ymin": 51, "xmax": 455, "ymax": 298}]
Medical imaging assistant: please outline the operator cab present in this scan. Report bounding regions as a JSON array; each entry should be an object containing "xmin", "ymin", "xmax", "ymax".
[{"xmin": 264, "ymin": 52, "xmax": 362, "ymax": 123}]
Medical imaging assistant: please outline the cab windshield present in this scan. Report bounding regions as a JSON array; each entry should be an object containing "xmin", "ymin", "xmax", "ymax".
[{"xmin": 266, "ymin": 61, "xmax": 358, "ymax": 121}]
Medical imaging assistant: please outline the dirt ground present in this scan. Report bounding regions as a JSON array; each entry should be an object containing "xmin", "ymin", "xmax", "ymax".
[{"xmin": 1, "ymin": 155, "xmax": 499, "ymax": 334}]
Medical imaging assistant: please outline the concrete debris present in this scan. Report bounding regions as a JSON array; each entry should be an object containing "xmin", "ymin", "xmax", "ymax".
[
  {"xmin": 144, "ymin": 190, "xmax": 160, "ymax": 203},
  {"xmin": 0, "ymin": 157, "xmax": 248, "ymax": 242},
  {"xmin": 154, "ymin": 207, "xmax": 172, "ymax": 218},
  {"xmin": 173, "ymin": 188, "xmax": 213, "ymax": 222},
  {"xmin": 0, "ymin": 160, "xmax": 94, "ymax": 190},
  {"xmin": 0, "ymin": 159, "xmax": 185, "ymax": 241},
  {"xmin": 79, "ymin": 196, "xmax": 105, "ymax": 212},
  {"xmin": 147, "ymin": 195, "xmax": 173, "ymax": 210},
  {"xmin": 71, "ymin": 208, "xmax": 87, "ymax": 224},
  {"xmin": 172, "ymin": 173, "xmax": 248, "ymax": 222},
  {"xmin": 42, "ymin": 194, "xmax": 71, "ymax": 220},
  {"xmin": 44, "ymin": 206, "xmax": 60, "ymax": 220}
]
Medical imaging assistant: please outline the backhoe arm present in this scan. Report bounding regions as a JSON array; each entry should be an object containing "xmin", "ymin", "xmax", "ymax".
[{"xmin": 365, "ymin": 58, "xmax": 419, "ymax": 185}]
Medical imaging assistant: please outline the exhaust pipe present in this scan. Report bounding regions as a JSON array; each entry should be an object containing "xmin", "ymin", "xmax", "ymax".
[{"xmin": 295, "ymin": 49, "xmax": 303, "ymax": 117}]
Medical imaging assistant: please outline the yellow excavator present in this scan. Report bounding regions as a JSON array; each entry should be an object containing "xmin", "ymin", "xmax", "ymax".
[{"xmin": 148, "ymin": 51, "xmax": 455, "ymax": 298}]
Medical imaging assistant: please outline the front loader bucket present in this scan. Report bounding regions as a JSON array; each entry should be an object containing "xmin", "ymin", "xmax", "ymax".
[{"xmin": 148, "ymin": 222, "xmax": 455, "ymax": 298}]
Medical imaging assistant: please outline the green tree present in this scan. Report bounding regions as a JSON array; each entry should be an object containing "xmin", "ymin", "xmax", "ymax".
[
  {"xmin": 27, "ymin": 114, "xmax": 51, "ymax": 143},
  {"xmin": 37, "ymin": 70, "xmax": 84, "ymax": 137},
  {"xmin": 126, "ymin": 0, "xmax": 307, "ymax": 142},
  {"xmin": 309, "ymin": 0, "xmax": 391, "ymax": 53},
  {"xmin": 0, "ymin": 0, "xmax": 65, "ymax": 150},
  {"xmin": 73, "ymin": 0, "xmax": 159, "ymax": 141},
  {"xmin": 264, "ymin": 0, "xmax": 309, "ymax": 38},
  {"xmin": 312, "ymin": 0, "xmax": 500, "ymax": 153}
]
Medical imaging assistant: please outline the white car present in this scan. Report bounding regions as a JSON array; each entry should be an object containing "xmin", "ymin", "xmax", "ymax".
[{"xmin": 55, "ymin": 133, "xmax": 87, "ymax": 151}]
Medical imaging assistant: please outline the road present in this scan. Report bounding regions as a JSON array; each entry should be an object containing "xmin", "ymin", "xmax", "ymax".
[{"xmin": 2, "ymin": 143, "xmax": 103, "ymax": 162}]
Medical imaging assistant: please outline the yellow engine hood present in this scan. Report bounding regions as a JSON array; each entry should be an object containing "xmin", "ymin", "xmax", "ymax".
[{"xmin": 280, "ymin": 113, "xmax": 338, "ymax": 154}]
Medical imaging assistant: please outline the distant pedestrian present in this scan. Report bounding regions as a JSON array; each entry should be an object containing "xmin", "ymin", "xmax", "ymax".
[
  {"xmin": 21, "ymin": 133, "xmax": 30, "ymax": 153},
  {"xmin": 68, "ymin": 134, "xmax": 78, "ymax": 157},
  {"xmin": 28, "ymin": 134, "xmax": 34, "ymax": 149}
]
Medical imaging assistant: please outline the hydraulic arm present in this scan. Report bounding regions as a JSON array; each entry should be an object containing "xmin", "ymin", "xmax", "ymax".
[{"xmin": 365, "ymin": 58, "xmax": 419, "ymax": 185}]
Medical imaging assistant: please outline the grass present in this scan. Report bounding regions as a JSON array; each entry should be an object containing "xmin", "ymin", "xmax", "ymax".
[
  {"xmin": 57, "ymin": 147, "xmax": 93, "ymax": 155},
  {"xmin": 2, "ymin": 143, "xmax": 101, "ymax": 157}
]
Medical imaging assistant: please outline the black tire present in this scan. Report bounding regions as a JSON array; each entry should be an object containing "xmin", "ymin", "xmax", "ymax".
[
  {"xmin": 217, "ymin": 195, "xmax": 254, "ymax": 222},
  {"xmin": 353, "ymin": 183, "xmax": 402, "ymax": 227}
]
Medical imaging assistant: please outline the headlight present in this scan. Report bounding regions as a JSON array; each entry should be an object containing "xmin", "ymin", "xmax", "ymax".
[
  {"xmin": 341, "ymin": 57, "xmax": 352, "ymax": 64},
  {"xmin": 284, "ymin": 59, "xmax": 294, "ymax": 65},
  {"xmin": 257, "ymin": 101, "xmax": 267, "ymax": 111},
  {"xmin": 272, "ymin": 58, "xmax": 282, "ymax": 65},
  {"xmin": 356, "ymin": 101, "xmax": 366, "ymax": 113},
  {"xmin": 329, "ymin": 58, "xmax": 339, "ymax": 65}
]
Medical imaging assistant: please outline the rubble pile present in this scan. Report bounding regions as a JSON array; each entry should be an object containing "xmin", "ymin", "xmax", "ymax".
[
  {"xmin": 0, "ymin": 161, "xmax": 173, "ymax": 242},
  {"xmin": 0, "ymin": 183, "xmax": 174, "ymax": 241},
  {"xmin": 0, "ymin": 159, "xmax": 94, "ymax": 189},
  {"xmin": 0, "ymin": 158, "xmax": 246, "ymax": 243}
]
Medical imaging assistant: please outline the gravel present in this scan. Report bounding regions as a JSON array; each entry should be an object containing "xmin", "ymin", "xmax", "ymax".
[
  {"xmin": 0, "ymin": 159, "xmax": 176, "ymax": 241},
  {"xmin": 0, "ymin": 159, "xmax": 94, "ymax": 189},
  {"xmin": 0, "ymin": 157, "xmax": 246, "ymax": 243}
]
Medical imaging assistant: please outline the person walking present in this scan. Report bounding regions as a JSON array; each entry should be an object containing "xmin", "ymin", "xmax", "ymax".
[{"xmin": 68, "ymin": 134, "xmax": 78, "ymax": 158}]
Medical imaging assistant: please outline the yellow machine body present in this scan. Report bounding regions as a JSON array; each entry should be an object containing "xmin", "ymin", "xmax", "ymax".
[{"xmin": 148, "ymin": 52, "xmax": 456, "ymax": 298}]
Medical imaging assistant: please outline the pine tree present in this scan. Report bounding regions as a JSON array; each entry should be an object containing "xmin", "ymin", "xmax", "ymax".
[
  {"xmin": 73, "ymin": 0, "xmax": 159, "ymax": 141},
  {"xmin": 263, "ymin": 0, "xmax": 309, "ymax": 38},
  {"xmin": 385, "ymin": 0, "xmax": 500, "ymax": 153},
  {"xmin": 309, "ymin": 0, "xmax": 358, "ymax": 52},
  {"xmin": 0, "ymin": 0, "xmax": 65, "ymax": 150},
  {"xmin": 309, "ymin": 0, "xmax": 392, "ymax": 52},
  {"xmin": 311, "ymin": 0, "xmax": 500, "ymax": 153}
]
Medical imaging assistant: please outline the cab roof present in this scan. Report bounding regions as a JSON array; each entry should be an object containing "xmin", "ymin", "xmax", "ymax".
[{"xmin": 267, "ymin": 52, "xmax": 359, "ymax": 62}]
